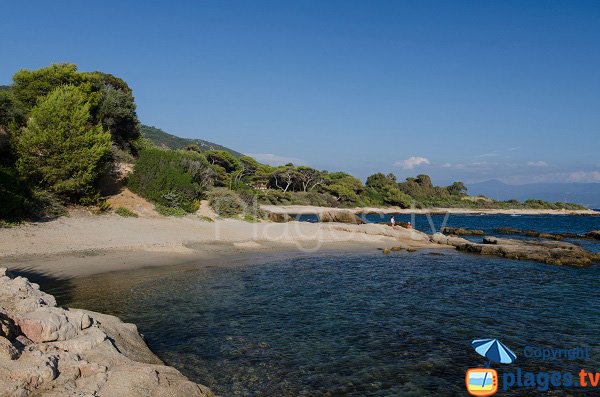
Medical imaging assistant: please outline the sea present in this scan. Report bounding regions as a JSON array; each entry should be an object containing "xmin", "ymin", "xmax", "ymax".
[{"xmin": 46, "ymin": 214, "xmax": 600, "ymax": 396}]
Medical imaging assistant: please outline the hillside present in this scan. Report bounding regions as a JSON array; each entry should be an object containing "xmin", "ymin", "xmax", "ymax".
[{"xmin": 141, "ymin": 124, "xmax": 242, "ymax": 156}]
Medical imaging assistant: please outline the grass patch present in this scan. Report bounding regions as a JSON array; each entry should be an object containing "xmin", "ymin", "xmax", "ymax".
[
  {"xmin": 197, "ymin": 215, "xmax": 214, "ymax": 222},
  {"xmin": 115, "ymin": 207, "xmax": 138, "ymax": 218}
]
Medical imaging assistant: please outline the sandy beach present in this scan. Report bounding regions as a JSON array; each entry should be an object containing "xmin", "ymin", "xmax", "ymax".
[{"xmin": 0, "ymin": 211, "xmax": 439, "ymax": 279}]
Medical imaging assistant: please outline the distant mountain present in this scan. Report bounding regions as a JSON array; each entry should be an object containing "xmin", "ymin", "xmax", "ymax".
[
  {"xmin": 468, "ymin": 179, "xmax": 600, "ymax": 209},
  {"xmin": 141, "ymin": 124, "xmax": 242, "ymax": 157}
]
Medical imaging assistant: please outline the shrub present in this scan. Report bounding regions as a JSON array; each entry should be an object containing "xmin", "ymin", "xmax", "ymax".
[
  {"xmin": 0, "ymin": 166, "xmax": 33, "ymax": 220},
  {"xmin": 15, "ymin": 85, "xmax": 111, "ymax": 201},
  {"xmin": 207, "ymin": 188, "xmax": 245, "ymax": 217},
  {"xmin": 115, "ymin": 207, "xmax": 138, "ymax": 217},
  {"xmin": 128, "ymin": 148, "xmax": 212, "ymax": 213},
  {"xmin": 155, "ymin": 205, "xmax": 188, "ymax": 217}
]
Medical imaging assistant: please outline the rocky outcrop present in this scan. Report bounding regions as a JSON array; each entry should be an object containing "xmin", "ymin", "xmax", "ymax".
[
  {"xmin": 0, "ymin": 267, "xmax": 215, "ymax": 397},
  {"xmin": 493, "ymin": 227, "xmax": 591, "ymax": 241},
  {"xmin": 431, "ymin": 234, "xmax": 599, "ymax": 267},
  {"xmin": 586, "ymin": 230, "xmax": 600, "ymax": 240},
  {"xmin": 318, "ymin": 210, "xmax": 365, "ymax": 224},
  {"xmin": 268, "ymin": 212, "xmax": 294, "ymax": 223},
  {"xmin": 440, "ymin": 227, "xmax": 484, "ymax": 236}
]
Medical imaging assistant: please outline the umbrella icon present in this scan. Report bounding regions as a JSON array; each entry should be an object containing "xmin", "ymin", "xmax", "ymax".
[{"xmin": 471, "ymin": 338, "xmax": 517, "ymax": 365}]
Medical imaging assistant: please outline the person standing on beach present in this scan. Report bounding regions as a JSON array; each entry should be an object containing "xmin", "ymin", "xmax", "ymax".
[{"xmin": 390, "ymin": 216, "xmax": 395, "ymax": 227}]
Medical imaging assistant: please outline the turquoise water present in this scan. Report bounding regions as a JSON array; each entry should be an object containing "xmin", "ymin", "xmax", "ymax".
[{"xmin": 52, "ymin": 215, "xmax": 600, "ymax": 396}]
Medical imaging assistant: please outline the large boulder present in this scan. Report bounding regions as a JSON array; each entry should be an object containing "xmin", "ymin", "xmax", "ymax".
[
  {"xmin": 16, "ymin": 307, "xmax": 81, "ymax": 343},
  {"xmin": 318, "ymin": 210, "xmax": 365, "ymax": 224},
  {"xmin": 0, "ymin": 268, "xmax": 215, "ymax": 397}
]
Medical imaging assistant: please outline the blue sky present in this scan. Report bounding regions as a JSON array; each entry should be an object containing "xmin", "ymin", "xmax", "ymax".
[{"xmin": 1, "ymin": 1, "xmax": 599, "ymax": 185}]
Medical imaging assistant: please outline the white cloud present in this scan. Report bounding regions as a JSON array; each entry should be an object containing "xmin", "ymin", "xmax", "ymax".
[
  {"xmin": 566, "ymin": 171, "xmax": 600, "ymax": 182},
  {"xmin": 441, "ymin": 162, "xmax": 453, "ymax": 168},
  {"xmin": 246, "ymin": 153, "xmax": 307, "ymax": 166},
  {"xmin": 527, "ymin": 161, "xmax": 548, "ymax": 167},
  {"xmin": 395, "ymin": 156, "xmax": 430, "ymax": 170}
]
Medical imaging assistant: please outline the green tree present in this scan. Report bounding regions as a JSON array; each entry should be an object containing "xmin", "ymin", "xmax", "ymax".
[
  {"xmin": 205, "ymin": 150, "xmax": 241, "ymax": 187},
  {"xmin": 12, "ymin": 64, "xmax": 140, "ymax": 151},
  {"xmin": 0, "ymin": 89, "xmax": 26, "ymax": 164},
  {"xmin": 15, "ymin": 85, "xmax": 111, "ymax": 200},
  {"xmin": 447, "ymin": 181, "xmax": 467, "ymax": 196},
  {"xmin": 12, "ymin": 64, "xmax": 84, "ymax": 111},
  {"xmin": 96, "ymin": 85, "xmax": 140, "ymax": 148},
  {"xmin": 365, "ymin": 172, "xmax": 412, "ymax": 207}
]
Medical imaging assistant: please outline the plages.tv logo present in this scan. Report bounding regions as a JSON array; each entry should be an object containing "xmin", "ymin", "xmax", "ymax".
[{"xmin": 466, "ymin": 339, "xmax": 517, "ymax": 396}]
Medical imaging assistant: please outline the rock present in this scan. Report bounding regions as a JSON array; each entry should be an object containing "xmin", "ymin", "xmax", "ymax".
[
  {"xmin": 0, "ymin": 311, "xmax": 18, "ymax": 339},
  {"xmin": 318, "ymin": 210, "xmax": 365, "ymax": 224},
  {"xmin": 586, "ymin": 230, "xmax": 600, "ymax": 240},
  {"xmin": 268, "ymin": 212, "xmax": 293, "ymax": 223},
  {"xmin": 434, "ymin": 233, "xmax": 597, "ymax": 267},
  {"xmin": 16, "ymin": 308, "xmax": 79, "ymax": 343},
  {"xmin": 441, "ymin": 227, "xmax": 484, "ymax": 236},
  {"xmin": 430, "ymin": 233, "xmax": 471, "ymax": 249},
  {"xmin": 0, "ymin": 336, "xmax": 19, "ymax": 360},
  {"xmin": 493, "ymin": 227, "xmax": 581, "ymax": 241},
  {"xmin": 390, "ymin": 246, "xmax": 403, "ymax": 251},
  {"xmin": 0, "ymin": 270, "xmax": 215, "ymax": 397},
  {"xmin": 334, "ymin": 223, "xmax": 430, "ymax": 242}
]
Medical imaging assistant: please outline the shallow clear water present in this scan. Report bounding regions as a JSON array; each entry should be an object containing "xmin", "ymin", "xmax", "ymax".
[{"xmin": 50, "ymin": 215, "xmax": 600, "ymax": 397}]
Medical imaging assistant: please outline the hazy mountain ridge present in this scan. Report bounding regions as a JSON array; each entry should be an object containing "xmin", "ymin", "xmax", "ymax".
[
  {"xmin": 469, "ymin": 180, "xmax": 600, "ymax": 208},
  {"xmin": 141, "ymin": 124, "xmax": 242, "ymax": 157}
]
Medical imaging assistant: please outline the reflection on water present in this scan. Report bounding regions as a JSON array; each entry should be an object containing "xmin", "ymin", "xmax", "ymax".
[{"xmin": 53, "ymin": 249, "xmax": 600, "ymax": 397}]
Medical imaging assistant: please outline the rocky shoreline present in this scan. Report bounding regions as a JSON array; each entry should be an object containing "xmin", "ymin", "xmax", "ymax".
[
  {"xmin": 0, "ymin": 267, "xmax": 214, "ymax": 397},
  {"xmin": 431, "ymin": 233, "xmax": 600, "ymax": 267}
]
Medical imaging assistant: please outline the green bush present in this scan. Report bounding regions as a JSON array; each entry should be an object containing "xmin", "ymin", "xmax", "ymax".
[
  {"xmin": 115, "ymin": 207, "xmax": 138, "ymax": 217},
  {"xmin": 128, "ymin": 148, "xmax": 211, "ymax": 213},
  {"xmin": 155, "ymin": 204, "xmax": 188, "ymax": 217},
  {"xmin": 207, "ymin": 188, "xmax": 245, "ymax": 217},
  {"xmin": 0, "ymin": 166, "xmax": 33, "ymax": 220},
  {"xmin": 15, "ymin": 85, "xmax": 111, "ymax": 201}
]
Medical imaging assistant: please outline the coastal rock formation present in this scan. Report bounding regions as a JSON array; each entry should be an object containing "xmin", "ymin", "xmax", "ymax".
[
  {"xmin": 431, "ymin": 234, "xmax": 599, "ymax": 267},
  {"xmin": 586, "ymin": 230, "xmax": 600, "ymax": 240},
  {"xmin": 490, "ymin": 227, "xmax": 600, "ymax": 241},
  {"xmin": 268, "ymin": 212, "xmax": 293, "ymax": 223},
  {"xmin": 440, "ymin": 227, "xmax": 484, "ymax": 236},
  {"xmin": 318, "ymin": 209, "xmax": 365, "ymax": 224},
  {"xmin": 0, "ymin": 267, "xmax": 215, "ymax": 397},
  {"xmin": 333, "ymin": 223, "xmax": 431, "ymax": 249}
]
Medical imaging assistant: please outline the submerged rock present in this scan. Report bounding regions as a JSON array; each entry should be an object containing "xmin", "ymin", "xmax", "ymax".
[
  {"xmin": 431, "ymin": 233, "xmax": 599, "ymax": 267},
  {"xmin": 0, "ymin": 267, "xmax": 215, "ymax": 397}
]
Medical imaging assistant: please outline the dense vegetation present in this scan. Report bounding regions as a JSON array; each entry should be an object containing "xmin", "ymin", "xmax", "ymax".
[
  {"xmin": 0, "ymin": 63, "xmax": 141, "ymax": 221},
  {"xmin": 0, "ymin": 63, "xmax": 587, "ymax": 221}
]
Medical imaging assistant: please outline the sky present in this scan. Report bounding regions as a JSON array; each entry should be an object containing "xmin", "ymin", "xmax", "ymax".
[{"xmin": 1, "ymin": 0, "xmax": 599, "ymax": 185}]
